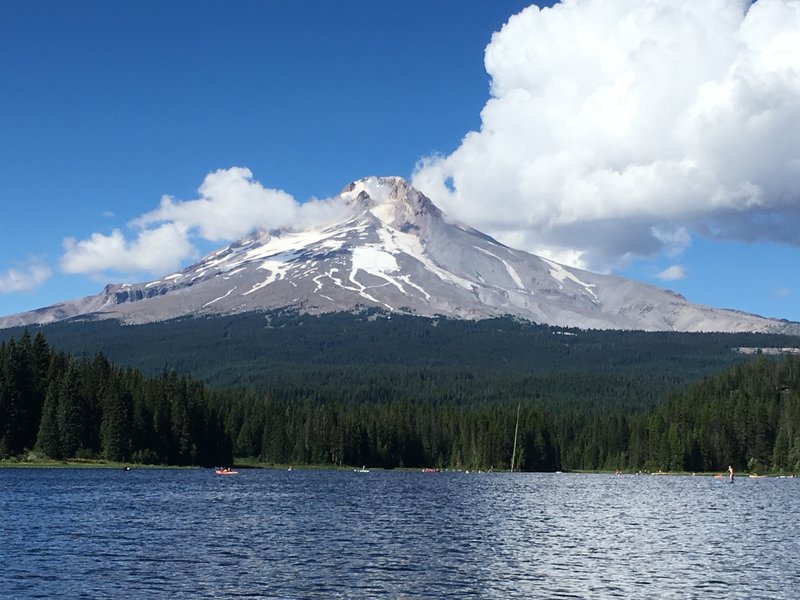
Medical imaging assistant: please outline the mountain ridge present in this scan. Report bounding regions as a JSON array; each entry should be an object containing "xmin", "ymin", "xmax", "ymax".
[{"xmin": 1, "ymin": 176, "xmax": 797, "ymax": 333}]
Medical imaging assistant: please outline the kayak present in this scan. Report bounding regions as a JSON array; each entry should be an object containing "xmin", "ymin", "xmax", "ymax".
[{"xmin": 215, "ymin": 469, "xmax": 239, "ymax": 475}]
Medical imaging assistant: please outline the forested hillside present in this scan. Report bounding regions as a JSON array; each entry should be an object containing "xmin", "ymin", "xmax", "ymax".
[
  {"xmin": 2, "ymin": 329, "xmax": 799, "ymax": 473},
  {"xmin": 0, "ymin": 331, "xmax": 231, "ymax": 465},
  {"xmin": 644, "ymin": 357, "xmax": 800, "ymax": 473},
  {"xmin": 2, "ymin": 309, "xmax": 797, "ymax": 410}
]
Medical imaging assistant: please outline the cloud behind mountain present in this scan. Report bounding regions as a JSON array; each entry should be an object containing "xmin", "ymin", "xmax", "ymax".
[
  {"xmin": 60, "ymin": 168, "xmax": 350, "ymax": 279},
  {"xmin": 412, "ymin": 0, "xmax": 800, "ymax": 271}
]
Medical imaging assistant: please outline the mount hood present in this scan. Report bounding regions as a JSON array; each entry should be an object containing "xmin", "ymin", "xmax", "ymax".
[{"xmin": 1, "ymin": 176, "xmax": 796, "ymax": 333}]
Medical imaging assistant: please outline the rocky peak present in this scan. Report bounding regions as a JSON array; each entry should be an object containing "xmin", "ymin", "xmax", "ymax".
[
  {"xmin": 340, "ymin": 176, "xmax": 442, "ymax": 227},
  {"xmin": 340, "ymin": 176, "xmax": 407, "ymax": 199}
]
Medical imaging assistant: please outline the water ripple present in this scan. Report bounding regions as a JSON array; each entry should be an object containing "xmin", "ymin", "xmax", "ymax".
[{"xmin": 2, "ymin": 469, "xmax": 799, "ymax": 598}]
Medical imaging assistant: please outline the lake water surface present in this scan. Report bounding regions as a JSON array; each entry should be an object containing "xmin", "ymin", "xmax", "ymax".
[{"xmin": 2, "ymin": 468, "xmax": 798, "ymax": 598}]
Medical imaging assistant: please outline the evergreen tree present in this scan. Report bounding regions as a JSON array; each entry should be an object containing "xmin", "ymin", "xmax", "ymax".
[
  {"xmin": 36, "ymin": 382, "xmax": 61, "ymax": 459},
  {"xmin": 101, "ymin": 386, "xmax": 132, "ymax": 462},
  {"xmin": 57, "ymin": 363, "xmax": 85, "ymax": 458},
  {"xmin": 0, "ymin": 339, "xmax": 31, "ymax": 455}
]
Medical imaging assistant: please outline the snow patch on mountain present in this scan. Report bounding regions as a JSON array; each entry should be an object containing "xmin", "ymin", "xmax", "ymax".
[
  {"xmin": 203, "ymin": 287, "xmax": 236, "ymax": 308},
  {"xmin": 475, "ymin": 247, "xmax": 525, "ymax": 291},
  {"xmin": 542, "ymin": 257, "xmax": 598, "ymax": 302}
]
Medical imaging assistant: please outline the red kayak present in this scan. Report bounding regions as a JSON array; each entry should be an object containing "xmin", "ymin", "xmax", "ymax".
[{"xmin": 215, "ymin": 468, "xmax": 239, "ymax": 475}]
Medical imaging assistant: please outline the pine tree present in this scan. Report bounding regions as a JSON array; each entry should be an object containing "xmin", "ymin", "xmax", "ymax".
[
  {"xmin": 36, "ymin": 381, "xmax": 61, "ymax": 458},
  {"xmin": 0, "ymin": 339, "xmax": 31, "ymax": 455},
  {"xmin": 101, "ymin": 386, "xmax": 132, "ymax": 462},
  {"xmin": 57, "ymin": 363, "xmax": 85, "ymax": 458}
]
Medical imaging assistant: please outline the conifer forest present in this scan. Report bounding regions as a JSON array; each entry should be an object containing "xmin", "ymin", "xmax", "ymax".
[{"xmin": 1, "ymin": 315, "xmax": 799, "ymax": 473}]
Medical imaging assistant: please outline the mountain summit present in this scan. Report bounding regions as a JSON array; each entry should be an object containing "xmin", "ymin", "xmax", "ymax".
[{"xmin": 1, "ymin": 176, "xmax": 796, "ymax": 333}]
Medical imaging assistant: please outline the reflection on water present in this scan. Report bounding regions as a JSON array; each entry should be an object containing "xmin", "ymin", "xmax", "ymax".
[{"xmin": 2, "ymin": 469, "xmax": 798, "ymax": 598}]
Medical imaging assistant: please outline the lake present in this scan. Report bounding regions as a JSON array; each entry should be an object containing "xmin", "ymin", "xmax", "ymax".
[{"xmin": 2, "ymin": 468, "xmax": 798, "ymax": 598}]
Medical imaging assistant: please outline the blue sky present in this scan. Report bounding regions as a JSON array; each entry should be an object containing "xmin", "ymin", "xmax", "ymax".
[{"xmin": 1, "ymin": 0, "xmax": 798, "ymax": 323}]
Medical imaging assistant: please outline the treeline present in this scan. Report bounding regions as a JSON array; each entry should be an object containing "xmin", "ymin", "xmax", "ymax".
[
  {"xmin": 230, "ymin": 395, "xmax": 559, "ymax": 471},
  {"xmin": 0, "ymin": 331, "xmax": 231, "ymax": 465},
  {"xmin": 226, "ymin": 355, "xmax": 800, "ymax": 473},
  {"xmin": 2, "ymin": 331, "xmax": 799, "ymax": 473},
  {"xmin": 641, "ymin": 356, "xmax": 800, "ymax": 473}
]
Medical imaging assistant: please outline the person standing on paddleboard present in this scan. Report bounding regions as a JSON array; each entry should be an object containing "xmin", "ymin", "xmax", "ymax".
[{"xmin": 728, "ymin": 465, "xmax": 734, "ymax": 482}]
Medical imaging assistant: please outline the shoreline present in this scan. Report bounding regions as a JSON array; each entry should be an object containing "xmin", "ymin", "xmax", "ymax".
[
  {"xmin": 0, "ymin": 458, "xmax": 197, "ymax": 469},
  {"xmin": 1, "ymin": 458, "xmax": 796, "ymax": 478}
]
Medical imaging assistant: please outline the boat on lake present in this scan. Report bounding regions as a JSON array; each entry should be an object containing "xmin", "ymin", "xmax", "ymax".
[{"xmin": 215, "ymin": 468, "xmax": 239, "ymax": 475}]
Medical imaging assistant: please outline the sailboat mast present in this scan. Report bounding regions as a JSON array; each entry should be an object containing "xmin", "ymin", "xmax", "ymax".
[{"xmin": 511, "ymin": 402, "xmax": 521, "ymax": 473}]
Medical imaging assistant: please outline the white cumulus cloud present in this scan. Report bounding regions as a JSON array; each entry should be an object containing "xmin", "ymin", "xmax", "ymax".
[
  {"xmin": 61, "ymin": 224, "xmax": 196, "ymax": 276},
  {"xmin": 413, "ymin": 0, "xmax": 800, "ymax": 271},
  {"xmin": 61, "ymin": 167, "xmax": 349, "ymax": 278},
  {"xmin": 656, "ymin": 265, "xmax": 686, "ymax": 281},
  {"xmin": 0, "ymin": 260, "xmax": 52, "ymax": 293}
]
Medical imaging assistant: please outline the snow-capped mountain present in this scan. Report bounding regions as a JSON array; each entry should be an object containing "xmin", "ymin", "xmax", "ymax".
[{"xmin": 1, "ymin": 176, "xmax": 797, "ymax": 333}]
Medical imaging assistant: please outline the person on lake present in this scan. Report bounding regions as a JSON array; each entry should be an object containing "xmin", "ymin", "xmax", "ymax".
[{"xmin": 728, "ymin": 465, "xmax": 734, "ymax": 482}]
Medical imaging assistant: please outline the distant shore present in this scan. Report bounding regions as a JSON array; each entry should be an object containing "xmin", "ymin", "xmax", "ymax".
[
  {"xmin": 1, "ymin": 458, "xmax": 795, "ymax": 477},
  {"xmin": 0, "ymin": 457, "xmax": 196, "ymax": 469}
]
